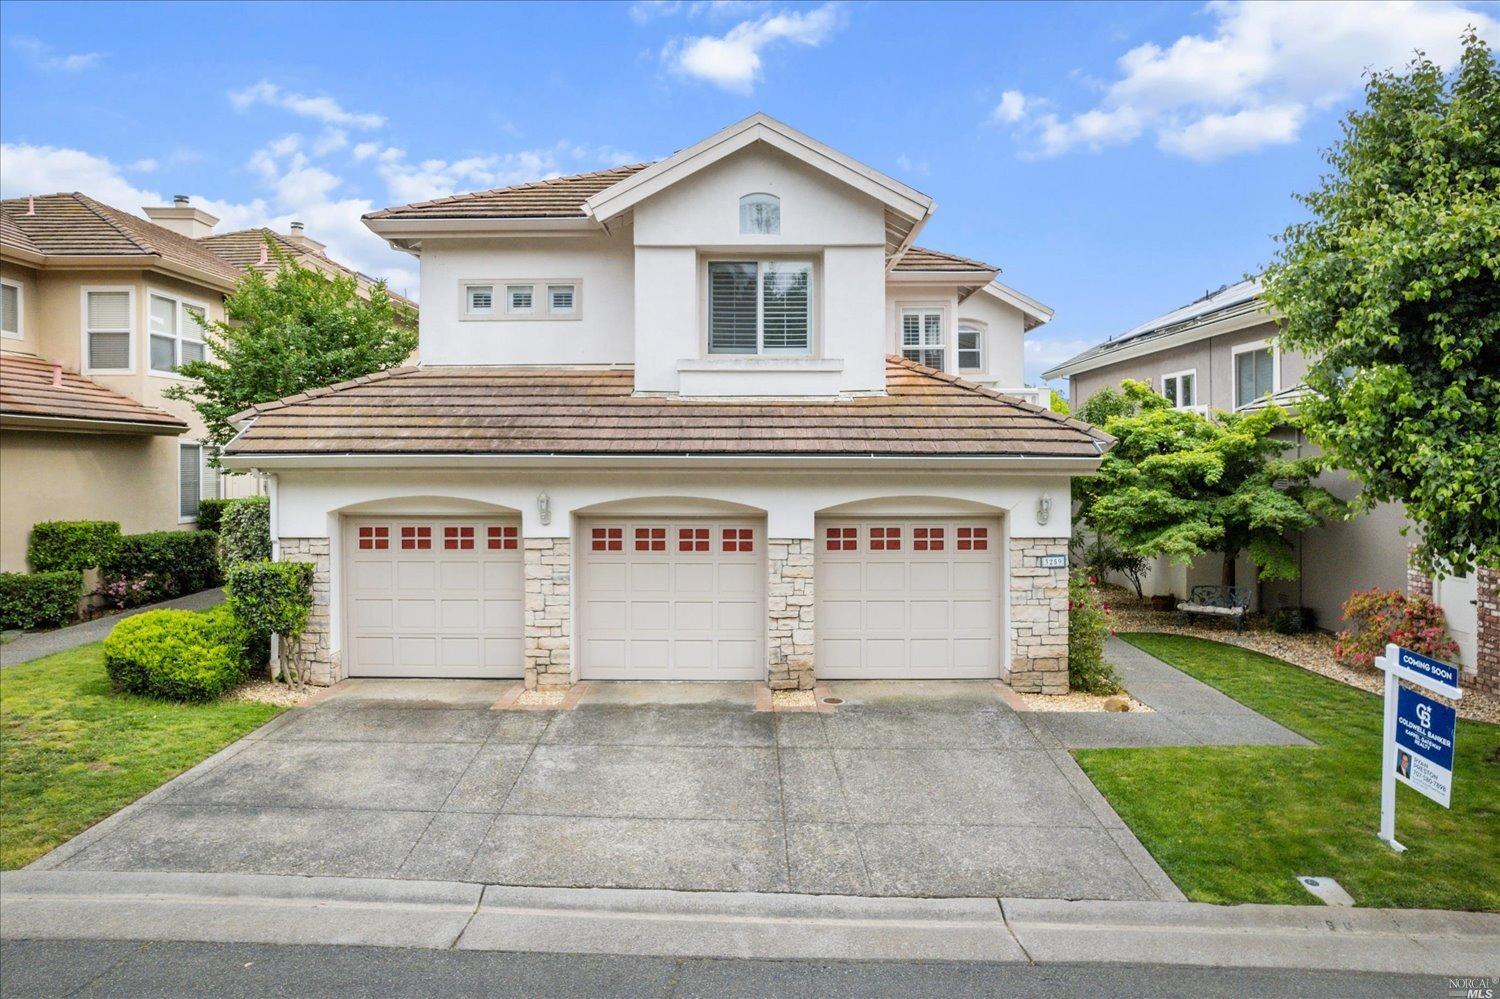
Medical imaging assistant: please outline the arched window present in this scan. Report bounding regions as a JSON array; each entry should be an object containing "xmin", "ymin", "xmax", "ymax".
[{"xmin": 739, "ymin": 193, "xmax": 780, "ymax": 235}]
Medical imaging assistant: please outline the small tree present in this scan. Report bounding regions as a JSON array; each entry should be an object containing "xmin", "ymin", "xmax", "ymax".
[
  {"xmin": 1077, "ymin": 381, "xmax": 1344, "ymax": 587},
  {"xmin": 1263, "ymin": 31, "xmax": 1499, "ymax": 577},
  {"xmin": 218, "ymin": 496, "xmax": 272, "ymax": 569},
  {"xmin": 167, "ymin": 240, "xmax": 417, "ymax": 454},
  {"xmin": 226, "ymin": 560, "xmax": 314, "ymax": 691}
]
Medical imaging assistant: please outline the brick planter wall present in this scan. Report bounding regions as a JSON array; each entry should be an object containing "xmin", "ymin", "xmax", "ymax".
[
  {"xmin": 768, "ymin": 538, "xmax": 815, "ymax": 690},
  {"xmin": 277, "ymin": 537, "xmax": 340, "ymax": 686},
  {"xmin": 1475, "ymin": 566, "xmax": 1499, "ymax": 697},
  {"xmin": 1009, "ymin": 537, "xmax": 1069, "ymax": 695},
  {"xmin": 524, "ymin": 538, "xmax": 572, "ymax": 690}
]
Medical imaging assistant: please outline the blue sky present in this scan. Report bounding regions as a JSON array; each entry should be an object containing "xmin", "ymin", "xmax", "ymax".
[{"xmin": 2, "ymin": 0, "xmax": 1494, "ymax": 386}]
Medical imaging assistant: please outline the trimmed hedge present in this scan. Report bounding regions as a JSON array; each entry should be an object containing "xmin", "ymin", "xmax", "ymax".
[
  {"xmin": 0, "ymin": 570, "xmax": 83, "ymax": 630},
  {"xmin": 196, "ymin": 499, "xmax": 235, "ymax": 535},
  {"xmin": 103, "ymin": 604, "xmax": 250, "ymax": 701},
  {"xmin": 102, "ymin": 531, "xmax": 221, "ymax": 607},
  {"xmin": 219, "ymin": 496, "xmax": 271, "ymax": 569},
  {"xmin": 28, "ymin": 521, "xmax": 122, "ymax": 573}
]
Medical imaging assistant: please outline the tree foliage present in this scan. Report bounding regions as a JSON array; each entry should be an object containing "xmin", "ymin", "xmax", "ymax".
[
  {"xmin": 167, "ymin": 241, "xmax": 417, "ymax": 454},
  {"xmin": 1077, "ymin": 381, "xmax": 1344, "ymax": 586},
  {"xmin": 1262, "ymin": 31, "xmax": 1500, "ymax": 575}
]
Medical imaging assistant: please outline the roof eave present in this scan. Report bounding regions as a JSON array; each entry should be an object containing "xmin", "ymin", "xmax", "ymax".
[
  {"xmin": 0, "ymin": 412, "xmax": 187, "ymax": 436},
  {"xmin": 1042, "ymin": 306, "xmax": 1273, "ymax": 380},
  {"xmin": 220, "ymin": 451, "xmax": 1105, "ymax": 473}
]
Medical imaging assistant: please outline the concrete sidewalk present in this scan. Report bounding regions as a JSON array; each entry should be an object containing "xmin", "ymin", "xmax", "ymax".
[
  {"xmin": 1, "ymin": 588, "xmax": 224, "ymax": 667},
  {"xmin": 2, "ymin": 871, "xmax": 1495, "ymax": 976}
]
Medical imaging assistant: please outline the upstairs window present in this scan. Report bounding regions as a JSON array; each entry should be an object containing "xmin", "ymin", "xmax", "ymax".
[
  {"xmin": 1, "ymin": 279, "xmax": 21, "ymax": 339},
  {"xmin": 1234, "ymin": 346, "xmax": 1275, "ymax": 407},
  {"xmin": 739, "ymin": 193, "xmax": 780, "ymax": 235},
  {"xmin": 957, "ymin": 324, "xmax": 983, "ymax": 370},
  {"xmin": 85, "ymin": 289, "xmax": 132, "ymax": 370},
  {"xmin": 149, "ymin": 292, "xmax": 208, "ymax": 373},
  {"xmin": 901, "ymin": 308, "xmax": 944, "ymax": 369},
  {"xmin": 1162, "ymin": 370, "xmax": 1197, "ymax": 409},
  {"xmin": 708, "ymin": 260, "xmax": 811, "ymax": 355}
]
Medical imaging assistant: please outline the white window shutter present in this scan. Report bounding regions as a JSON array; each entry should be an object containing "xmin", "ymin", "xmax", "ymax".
[
  {"xmin": 708, "ymin": 262, "xmax": 758, "ymax": 353},
  {"xmin": 179, "ymin": 444, "xmax": 202, "ymax": 519},
  {"xmin": 760, "ymin": 262, "xmax": 809, "ymax": 352}
]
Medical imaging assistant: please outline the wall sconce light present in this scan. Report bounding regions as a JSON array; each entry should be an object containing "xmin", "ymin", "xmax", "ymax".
[
  {"xmin": 537, "ymin": 492, "xmax": 552, "ymax": 526},
  {"xmin": 1036, "ymin": 493, "xmax": 1052, "ymax": 526}
]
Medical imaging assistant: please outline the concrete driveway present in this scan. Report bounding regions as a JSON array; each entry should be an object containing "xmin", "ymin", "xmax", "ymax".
[{"xmin": 41, "ymin": 679, "xmax": 1188, "ymax": 901}]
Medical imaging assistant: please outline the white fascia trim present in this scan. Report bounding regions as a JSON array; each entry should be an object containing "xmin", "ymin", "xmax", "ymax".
[
  {"xmin": 1041, "ymin": 308, "xmax": 1271, "ymax": 380},
  {"xmin": 219, "ymin": 452, "xmax": 1104, "ymax": 474},
  {"xmin": 888, "ymin": 270, "xmax": 998, "ymax": 285},
  {"xmin": 979, "ymin": 280, "xmax": 1053, "ymax": 328},
  {"xmin": 583, "ymin": 113, "xmax": 934, "ymax": 224},
  {"xmin": 0, "ymin": 412, "xmax": 186, "ymax": 436}
]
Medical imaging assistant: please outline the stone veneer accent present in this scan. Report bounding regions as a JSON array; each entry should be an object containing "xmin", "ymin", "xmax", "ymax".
[
  {"xmin": 524, "ymin": 538, "xmax": 572, "ymax": 690},
  {"xmin": 277, "ymin": 537, "xmax": 341, "ymax": 686},
  {"xmin": 767, "ymin": 538, "xmax": 815, "ymax": 690},
  {"xmin": 1008, "ymin": 537, "xmax": 1069, "ymax": 695}
]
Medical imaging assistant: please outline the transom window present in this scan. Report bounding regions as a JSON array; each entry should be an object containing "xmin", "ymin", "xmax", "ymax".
[
  {"xmin": 149, "ymin": 292, "xmax": 208, "ymax": 374},
  {"xmin": 591, "ymin": 527, "xmax": 624, "ymax": 552},
  {"xmin": 678, "ymin": 527, "xmax": 710, "ymax": 552},
  {"xmin": 1, "ymin": 279, "xmax": 21, "ymax": 339},
  {"xmin": 901, "ymin": 308, "xmax": 944, "ymax": 369},
  {"xmin": 722, "ymin": 528, "xmax": 754, "ymax": 553},
  {"xmin": 85, "ymin": 289, "xmax": 132, "ymax": 370},
  {"xmin": 507, "ymin": 285, "xmax": 534, "ymax": 313},
  {"xmin": 958, "ymin": 324, "xmax": 983, "ymax": 370},
  {"xmin": 739, "ymin": 193, "xmax": 780, "ymax": 235},
  {"xmin": 1234, "ymin": 346, "xmax": 1275, "ymax": 407},
  {"xmin": 358, "ymin": 526, "xmax": 390, "ymax": 551},
  {"xmin": 870, "ymin": 526, "xmax": 902, "ymax": 551},
  {"xmin": 825, "ymin": 526, "xmax": 857, "ymax": 551},
  {"xmin": 1162, "ymin": 370, "xmax": 1197, "ymax": 409},
  {"xmin": 708, "ymin": 260, "xmax": 811, "ymax": 355},
  {"xmin": 548, "ymin": 285, "xmax": 575, "ymax": 313},
  {"xmin": 401, "ymin": 526, "xmax": 433, "ymax": 550},
  {"xmin": 444, "ymin": 526, "xmax": 476, "ymax": 550},
  {"xmin": 635, "ymin": 527, "xmax": 666, "ymax": 552},
  {"xmin": 487, "ymin": 526, "xmax": 518, "ymax": 550},
  {"xmin": 467, "ymin": 285, "xmax": 494, "ymax": 314}
]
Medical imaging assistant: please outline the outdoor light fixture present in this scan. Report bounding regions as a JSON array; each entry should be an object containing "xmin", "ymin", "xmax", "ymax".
[
  {"xmin": 1036, "ymin": 493, "xmax": 1052, "ymax": 525},
  {"xmin": 537, "ymin": 492, "xmax": 551, "ymax": 525}
]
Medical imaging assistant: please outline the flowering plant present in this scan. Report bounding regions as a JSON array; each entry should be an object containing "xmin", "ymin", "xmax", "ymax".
[
  {"xmin": 1334, "ymin": 588, "xmax": 1459, "ymax": 671},
  {"xmin": 100, "ymin": 575, "xmax": 152, "ymax": 610}
]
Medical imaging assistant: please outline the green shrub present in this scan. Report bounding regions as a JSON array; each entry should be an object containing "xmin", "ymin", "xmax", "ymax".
[
  {"xmin": 219, "ymin": 497, "xmax": 271, "ymax": 569},
  {"xmin": 102, "ymin": 531, "xmax": 221, "ymax": 607},
  {"xmin": 1268, "ymin": 606, "xmax": 1319, "ymax": 635},
  {"xmin": 27, "ymin": 521, "xmax": 122, "ymax": 573},
  {"xmin": 1068, "ymin": 573, "xmax": 1122, "ymax": 694},
  {"xmin": 226, "ymin": 560, "xmax": 313, "ymax": 687},
  {"xmin": 0, "ymin": 571, "xmax": 82, "ymax": 630},
  {"xmin": 102, "ymin": 606, "xmax": 249, "ymax": 701},
  {"xmin": 196, "ymin": 499, "xmax": 234, "ymax": 534}
]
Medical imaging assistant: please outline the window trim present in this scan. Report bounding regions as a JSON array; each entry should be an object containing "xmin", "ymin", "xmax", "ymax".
[
  {"xmin": 704, "ymin": 257, "xmax": 815, "ymax": 357},
  {"xmin": 898, "ymin": 303, "xmax": 948, "ymax": 371},
  {"xmin": 1231, "ymin": 339, "xmax": 1280, "ymax": 408},
  {"xmin": 0, "ymin": 277, "xmax": 23, "ymax": 340},
  {"xmin": 146, "ymin": 287, "xmax": 211, "ymax": 378},
  {"xmin": 1161, "ymin": 368, "xmax": 1199, "ymax": 410},
  {"xmin": 957, "ymin": 321, "xmax": 984, "ymax": 371},
  {"xmin": 80, "ymin": 285, "xmax": 137, "ymax": 375},
  {"xmin": 459, "ymin": 278, "xmax": 582, "ymax": 321}
]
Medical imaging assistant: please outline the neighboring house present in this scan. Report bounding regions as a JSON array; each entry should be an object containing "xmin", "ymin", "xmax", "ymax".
[
  {"xmin": 221, "ymin": 113, "xmax": 1107, "ymax": 694},
  {"xmin": 1043, "ymin": 280, "xmax": 1492, "ymax": 684},
  {"xmin": 0, "ymin": 193, "xmax": 413, "ymax": 574}
]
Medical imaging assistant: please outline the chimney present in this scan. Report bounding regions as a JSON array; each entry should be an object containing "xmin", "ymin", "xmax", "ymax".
[
  {"xmin": 142, "ymin": 195, "xmax": 219, "ymax": 240},
  {"xmin": 284, "ymin": 220, "xmax": 326, "ymax": 254}
]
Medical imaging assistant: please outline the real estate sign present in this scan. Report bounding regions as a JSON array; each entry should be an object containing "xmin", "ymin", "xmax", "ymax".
[{"xmin": 1393, "ymin": 685, "xmax": 1456, "ymax": 808}]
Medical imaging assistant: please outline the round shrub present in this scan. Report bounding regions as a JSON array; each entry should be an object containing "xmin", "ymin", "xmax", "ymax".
[
  {"xmin": 1334, "ymin": 588, "xmax": 1459, "ymax": 671},
  {"xmin": 219, "ymin": 497, "xmax": 271, "ymax": 569},
  {"xmin": 0, "ymin": 571, "xmax": 82, "ymax": 630},
  {"xmin": 103, "ymin": 607, "xmax": 249, "ymax": 702},
  {"xmin": 1068, "ymin": 573, "xmax": 1122, "ymax": 694},
  {"xmin": 28, "ymin": 521, "xmax": 122, "ymax": 573}
]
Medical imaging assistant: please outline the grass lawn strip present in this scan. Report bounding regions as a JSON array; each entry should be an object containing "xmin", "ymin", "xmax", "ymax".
[
  {"xmin": 1, "ymin": 643, "xmax": 283, "ymax": 869},
  {"xmin": 1076, "ymin": 633, "xmax": 1499, "ymax": 911}
]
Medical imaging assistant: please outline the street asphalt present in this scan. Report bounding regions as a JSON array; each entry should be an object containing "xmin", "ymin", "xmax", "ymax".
[{"xmin": 0, "ymin": 939, "xmax": 1441, "ymax": 998}]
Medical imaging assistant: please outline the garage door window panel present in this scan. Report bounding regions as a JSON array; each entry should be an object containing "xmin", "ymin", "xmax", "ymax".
[
  {"xmin": 401, "ymin": 526, "xmax": 432, "ymax": 550},
  {"xmin": 825, "ymin": 526, "xmax": 858, "ymax": 551},
  {"xmin": 914, "ymin": 527, "xmax": 945, "ymax": 551},
  {"xmin": 635, "ymin": 527, "xmax": 666, "ymax": 552}
]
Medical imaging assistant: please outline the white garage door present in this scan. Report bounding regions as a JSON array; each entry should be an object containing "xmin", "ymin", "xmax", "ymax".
[
  {"xmin": 344, "ymin": 517, "xmax": 523, "ymax": 678},
  {"xmin": 817, "ymin": 518, "xmax": 1003, "ymax": 679},
  {"xmin": 579, "ymin": 519, "xmax": 764, "ymax": 680}
]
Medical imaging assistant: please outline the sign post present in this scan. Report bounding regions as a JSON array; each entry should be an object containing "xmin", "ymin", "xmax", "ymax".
[{"xmin": 1375, "ymin": 643, "xmax": 1461, "ymax": 851}]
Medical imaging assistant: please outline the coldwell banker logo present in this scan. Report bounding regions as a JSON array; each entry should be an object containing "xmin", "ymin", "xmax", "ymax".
[{"xmin": 1449, "ymin": 977, "xmax": 1497, "ymax": 998}]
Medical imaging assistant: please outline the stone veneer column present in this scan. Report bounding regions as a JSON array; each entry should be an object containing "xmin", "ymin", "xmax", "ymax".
[
  {"xmin": 767, "ymin": 538, "xmax": 815, "ymax": 690},
  {"xmin": 524, "ymin": 538, "xmax": 572, "ymax": 690},
  {"xmin": 1009, "ymin": 537, "xmax": 1069, "ymax": 695},
  {"xmin": 277, "ymin": 537, "xmax": 341, "ymax": 686},
  {"xmin": 1475, "ymin": 567, "xmax": 1499, "ymax": 698}
]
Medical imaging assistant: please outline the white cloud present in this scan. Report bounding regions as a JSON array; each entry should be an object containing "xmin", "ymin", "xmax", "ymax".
[
  {"xmin": 1025, "ymin": 335, "xmax": 1100, "ymax": 384},
  {"xmin": 995, "ymin": 0, "xmax": 1496, "ymax": 160},
  {"xmin": 0, "ymin": 144, "xmax": 162, "ymax": 207},
  {"xmin": 229, "ymin": 81, "xmax": 386, "ymax": 129},
  {"xmin": 352, "ymin": 142, "xmax": 381, "ymax": 161},
  {"xmin": 11, "ymin": 37, "xmax": 102, "ymax": 72},
  {"xmin": 129, "ymin": 158, "xmax": 159, "ymax": 173},
  {"xmin": 894, "ymin": 154, "xmax": 928, "ymax": 177},
  {"xmin": 631, "ymin": 1, "xmax": 764, "ymax": 23},
  {"xmin": 374, "ymin": 142, "xmax": 641, "ymax": 206},
  {"xmin": 663, "ymin": 3, "xmax": 842, "ymax": 94},
  {"xmin": 313, "ymin": 129, "xmax": 349, "ymax": 156}
]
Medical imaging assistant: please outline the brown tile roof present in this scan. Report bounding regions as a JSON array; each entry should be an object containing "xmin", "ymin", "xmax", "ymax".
[
  {"xmin": 0, "ymin": 194, "xmax": 243, "ymax": 284},
  {"xmin": 197, "ymin": 228, "xmax": 418, "ymax": 311},
  {"xmin": 226, "ymin": 356, "xmax": 1109, "ymax": 459},
  {"xmin": 892, "ymin": 246, "xmax": 998, "ymax": 272},
  {"xmin": 365, "ymin": 164, "xmax": 655, "ymax": 220},
  {"xmin": 0, "ymin": 353, "xmax": 187, "ymax": 432}
]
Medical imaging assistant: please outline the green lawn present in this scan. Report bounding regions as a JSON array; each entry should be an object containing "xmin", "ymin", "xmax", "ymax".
[
  {"xmin": 1, "ymin": 643, "xmax": 283, "ymax": 869},
  {"xmin": 1077, "ymin": 633, "xmax": 1499, "ymax": 910}
]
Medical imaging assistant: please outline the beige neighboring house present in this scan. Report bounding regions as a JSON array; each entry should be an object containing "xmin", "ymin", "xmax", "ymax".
[
  {"xmin": 0, "ymin": 193, "xmax": 413, "ymax": 574},
  {"xmin": 1044, "ymin": 279, "xmax": 1493, "ymax": 688}
]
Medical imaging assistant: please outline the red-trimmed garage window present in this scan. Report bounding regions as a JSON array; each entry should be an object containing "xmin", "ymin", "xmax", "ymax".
[
  {"xmin": 914, "ymin": 526, "xmax": 945, "ymax": 551},
  {"xmin": 400, "ymin": 526, "xmax": 432, "ymax": 550},
  {"xmin": 957, "ymin": 526, "xmax": 988, "ymax": 551},
  {"xmin": 635, "ymin": 527, "xmax": 667, "ymax": 552},
  {"xmin": 591, "ymin": 527, "xmax": 623, "ymax": 552},
  {"xmin": 444, "ymin": 526, "xmax": 475, "ymax": 550},
  {"xmin": 488, "ymin": 526, "xmax": 518, "ymax": 550},
  {"xmin": 678, "ymin": 527, "xmax": 710, "ymax": 552},
  {"xmin": 825, "ymin": 526, "xmax": 857, "ymax": 551},
  {"xmin": 869, "ymin": 526, "xmax": 901, "ymax": 551},
  {"xmin": 357, "ymin": 526, "xmax": 389, "ymax": 550},
  {"xmin": 722, "ymin": 527, "xmax": 754, "ymax": 553}
]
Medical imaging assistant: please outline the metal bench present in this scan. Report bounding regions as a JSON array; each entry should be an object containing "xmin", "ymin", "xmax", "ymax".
[{"xmin": 1177, "ymin": 585, "xmax": 1253, "ymax": 631}]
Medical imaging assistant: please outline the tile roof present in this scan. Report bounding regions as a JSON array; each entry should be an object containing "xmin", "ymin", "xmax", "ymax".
[
  {"xmin": 197, "ymin": 228, "xmax": 418, "ymax": 310},
  {"xmin": 227, "ymin": 356, "xmax": 1110, "ymax": 459},
  {"xmin": 0, "ymin": 353, "xmax": 187, "ymax": 432},
  {"xmin": 365, "ymin": 164, "xmax": 656, "ymax": 220},
  {"xmin": 891, "ymin": 246, "xmax": 998, "ymax": 272},
  {"xmin": 0, "ymin": 193, "xmax": 244, "ymax": 284}
]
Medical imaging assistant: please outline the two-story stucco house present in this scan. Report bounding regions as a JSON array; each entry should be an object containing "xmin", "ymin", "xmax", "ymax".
[
  {"xmin": 221, "ymin": 114, "xmax": 1110, "ymax": 694},
  {"xmin": 1043, "ymin": 280, "xmax": 1493, "ymax": 685}
]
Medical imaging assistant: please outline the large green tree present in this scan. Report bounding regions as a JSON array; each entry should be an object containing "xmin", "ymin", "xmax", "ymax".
[
  {"xmin": 1262, "ymin": 31, "xmax": 1499, "ymax": 576},
  {"xmin": 1078, "ymin": 382, "xmax": 1344, "ymax": 587},
  {"xmin": 168, "ymin": 243, "xmax": 417, "ymax": 453}
]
